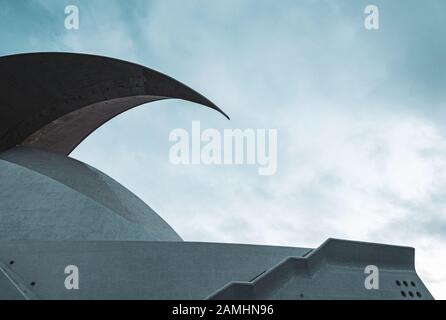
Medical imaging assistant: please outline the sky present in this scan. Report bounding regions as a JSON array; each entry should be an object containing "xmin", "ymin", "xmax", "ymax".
[{"xmin": 1, "ymin": 0, "xmax": 446, "ymax": 299}]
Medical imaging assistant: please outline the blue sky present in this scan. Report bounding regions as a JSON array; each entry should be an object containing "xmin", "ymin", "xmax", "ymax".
[{"xmin": 1, "ymin": 0, "xmax": 446, "ymax": 298}]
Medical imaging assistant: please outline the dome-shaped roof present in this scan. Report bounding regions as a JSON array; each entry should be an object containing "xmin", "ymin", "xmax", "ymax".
[
  {"xmin": 0, "ymin": 147, "xmax": 182, "ymax": 241},
  {"xmin": 0, "ymin": 52, "xmax": 228, "ymax": 242},
  {"xmin": 0, "ymin": 147, "xmax": 181, "ymax": 241}
]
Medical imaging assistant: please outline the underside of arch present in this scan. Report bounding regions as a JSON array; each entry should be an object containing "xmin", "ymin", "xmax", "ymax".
[{"xmin": 0, "ymin": 52, "xmax": 229, "ymax": 155}]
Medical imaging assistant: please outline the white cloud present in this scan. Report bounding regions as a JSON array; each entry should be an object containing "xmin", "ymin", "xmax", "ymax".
[
  {"xmin": 74, "ymin": 100, "xmax": 446, "ymax": 299},
  {"xmin": 46, "ymin": 0, "xmax": 446, "ymax": 299}
]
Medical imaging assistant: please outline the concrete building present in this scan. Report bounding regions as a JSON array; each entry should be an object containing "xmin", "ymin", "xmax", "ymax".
[{"xmin": 0, "ymin": 53, "xmax": 433, "ymax": 299}]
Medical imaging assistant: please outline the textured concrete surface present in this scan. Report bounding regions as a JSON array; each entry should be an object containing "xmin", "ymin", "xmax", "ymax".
[
  {"xmin": 0, "ymin": 52, "xmax": 434, "ymax": 300},
  {"xmin": 0, "ymin": 147, "xmax": 181, "ymax": 241},
  {"xmin": 0, "ymin": 239, "xmax": 432, "ymax": 300},
  {"xmin": 208, "ymin": 239, "xmax": 433, "ymax": 300},
  {"xmin": 0, "ymin": 52, "xmax": 228, "ymax": 155},
  {"xmin": 0, "ymin": 241, "xmax": 310, "ymax": 300}
]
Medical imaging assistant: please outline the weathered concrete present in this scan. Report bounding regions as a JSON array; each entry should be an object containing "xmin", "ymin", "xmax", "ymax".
[
  {"xmin": 0, "ymin": 239, "xmax": 432, "ymax": 300},
  {"xmin": 208, "ymin": 239, "xmax": 433, "ymax": 300},
  {"xmin": 0, "ymin": 52, "xmax": 229, "ymax": 155}
]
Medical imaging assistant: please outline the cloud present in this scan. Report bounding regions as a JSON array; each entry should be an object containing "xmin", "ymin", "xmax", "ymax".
[
  {"xmin": 2, "ymin": 0, "xmax": 445, "ymax": 299},
  {"xmin": 68, "ymin": 0, "xmax": 446, "ymax": 299}
]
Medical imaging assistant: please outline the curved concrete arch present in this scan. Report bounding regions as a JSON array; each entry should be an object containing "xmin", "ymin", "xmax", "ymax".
[{"xmin": 0, "ymin": 52, "xmax": 229, "ymax": 155}]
